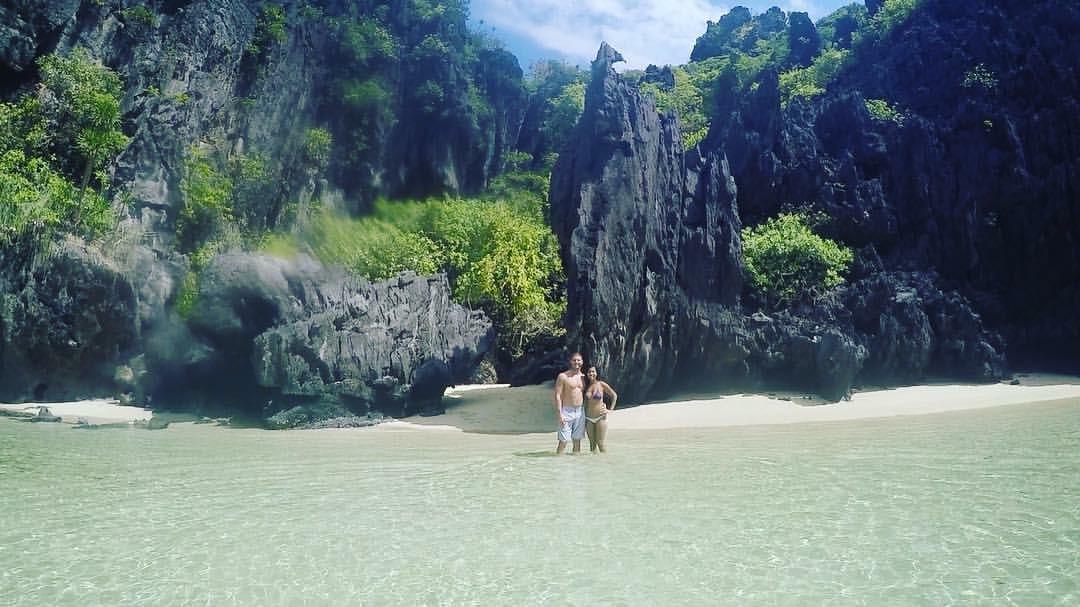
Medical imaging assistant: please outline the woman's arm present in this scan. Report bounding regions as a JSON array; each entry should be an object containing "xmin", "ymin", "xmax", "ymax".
[{"xmin": 603, "ymin": 382, "xmax": 618, "ymax": 410}]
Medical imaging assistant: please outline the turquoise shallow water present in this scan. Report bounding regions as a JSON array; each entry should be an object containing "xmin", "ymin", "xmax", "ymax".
[{"xmin": 1, "ymin": 399, "xmax": 1078, "ymax": 606}]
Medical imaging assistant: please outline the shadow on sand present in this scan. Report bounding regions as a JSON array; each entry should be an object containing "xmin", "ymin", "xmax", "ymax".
[{"xmin": 403, "ymin": 383, "xmax": 557, "ymax": 435}]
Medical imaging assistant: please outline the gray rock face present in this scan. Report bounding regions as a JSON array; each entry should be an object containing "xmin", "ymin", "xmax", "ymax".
[
  {"xmin": 719, "ymin": 0, "xmax": 1080, "ymax": 369},
  {"xmin": 0, "ymin": 2, "xmax": 510, "ymax": 419},
  {"xmin": 787, "ymin": 12, "xmax": 821, "ymax": 68},
  {"xmin": 172, "ymin": 254, "xmax": 492, "ymax": 419},
  {"xmin": 0, "ymin": 1, "xmax": 80, "ymax": 76},
  {"xmin": 550, "ymin": 44, "xmax": 743, "ymax": 400},
  {"xmin": 0, "ymin": 237, "xmax": 140, "ymax": 402},
  {"xmin": 2, "ymin": 1, "xmax": 530, "ymax": 236},
  {"xmin": 550, "ymin": 44, "xmax": 1006, "ymax": 402}
]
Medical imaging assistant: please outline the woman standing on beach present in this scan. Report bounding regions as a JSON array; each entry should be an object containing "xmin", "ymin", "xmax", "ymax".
[{"xmin": 583, "ymin": 366, "xmax": 618, "ymax": 453}]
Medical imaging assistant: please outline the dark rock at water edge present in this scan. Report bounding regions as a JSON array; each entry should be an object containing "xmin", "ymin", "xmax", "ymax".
[
  {"xmin": 167, "ymin": 254, "xmax": 492, "ymax": 421},
  {"xmin": 0, "ymin": 243, "xmax": 493, "ymax": 424},
  {"xmin": 0, "ymin": 236, "xmax": 140, "ymax": 402}
]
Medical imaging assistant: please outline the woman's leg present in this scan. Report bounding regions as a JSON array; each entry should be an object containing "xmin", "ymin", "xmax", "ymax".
[
  {"xmin": 585, "ymin": 420, "xmax": 598, "ymax": 452},
  {"xmin": 595, "ymin": 417, "xmax": 608, "ymax": 453}
]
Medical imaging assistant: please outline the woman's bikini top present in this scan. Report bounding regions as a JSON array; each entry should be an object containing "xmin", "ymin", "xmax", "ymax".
[{"xmin": 589, "ymin": 387, "xmax": 603, "ymax": 400}]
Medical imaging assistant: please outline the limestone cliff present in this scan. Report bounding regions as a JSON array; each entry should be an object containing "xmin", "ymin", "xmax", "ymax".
[
  {"xmin": 719, "ymin": 0, "xmax": 1080, "ymax": 370},
  {"xmin": 550, "ymin": 41, "xmax": 1006, "ymax": 402}
]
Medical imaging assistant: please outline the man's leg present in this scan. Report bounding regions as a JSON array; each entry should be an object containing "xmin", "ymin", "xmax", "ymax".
[
  {"xmin": 571, "ymin": 410, "xmax": 585, "ymax": 454},
  {"xmin": 556, "ymin": 440, "xmax": 567, "ymax": 454}
]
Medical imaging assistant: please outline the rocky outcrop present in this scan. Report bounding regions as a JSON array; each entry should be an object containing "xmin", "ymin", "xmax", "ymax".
[
  {"xmin": 0, "ymin": 1, "xmax": 515, "ymax": 419},
  {"xmin": 787, "ymin": 12, "xmax": 821, "ymax": 68},
  {"xmin": 158, "ymin": 254, "xmax": 492, "ymax": 420},
  {"xmin": 719, "ymin": 0, "xmax": 1080, "ymax": 369},
  {"xmin": 550, "ymin": 43, "xmax": 1007, "ymax": 402},
  {"xmin": 550, "ymin": 43, "xmax": 744, "ymax": 400},
  {"xmin": 0, "ymin": 237, "xmax": 140, "ymax": 402},
  {"xmin": 1, "ymin": 1, "xmax": 529, "ymax": 234},
  {"xmin": 690, "ymin": 6, "xmax": 787, "ymax": 62}
]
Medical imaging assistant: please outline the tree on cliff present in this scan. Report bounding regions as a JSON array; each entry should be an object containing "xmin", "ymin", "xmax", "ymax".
[
  {"xmin": 36, "ymin": 49, "xmax": 129, "ymax": 215},
  {"xmin": 0, "ymin": 49, "xmax": 127, "ymax": 242}
]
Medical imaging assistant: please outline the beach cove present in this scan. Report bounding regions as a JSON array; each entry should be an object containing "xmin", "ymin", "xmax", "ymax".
[{"xmin": 2, "ymin": 377, "xmax": 1079, "ymax": 605}]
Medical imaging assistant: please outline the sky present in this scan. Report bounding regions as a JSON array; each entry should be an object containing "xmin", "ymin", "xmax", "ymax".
[{"xmin": 470, "ymin": 1, "xmax": 857, "ymax": 72}]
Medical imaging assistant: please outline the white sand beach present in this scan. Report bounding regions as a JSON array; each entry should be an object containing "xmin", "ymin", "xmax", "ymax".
[
  {"xmin": 3, "ymin": 374, "xmax": 1077, "ymax": 431},
  {"xmin": 0, "ymin": 399, "xmax": 152, "ymax": 425},
  {"xmin": 384, "ymin": 373, "xmax": 1080, "ymax": 434}
]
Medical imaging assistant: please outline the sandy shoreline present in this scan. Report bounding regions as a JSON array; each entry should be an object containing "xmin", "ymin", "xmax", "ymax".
[
  {"xmin": 0, "ymin": 399, "xmax": 152, "ymax": 425},
  {"xmin": 3, "ymin": 374, "xmax": 1078, "ymax": 431},
  {"xmin": 383, "ymin": 373, "xmax": 1080, "ymax": 434}
]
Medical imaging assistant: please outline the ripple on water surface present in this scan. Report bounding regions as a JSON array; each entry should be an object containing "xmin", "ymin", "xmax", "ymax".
[{"xmin": 1, "ymin": 400, "xmax": 1078, "ymax": 605}]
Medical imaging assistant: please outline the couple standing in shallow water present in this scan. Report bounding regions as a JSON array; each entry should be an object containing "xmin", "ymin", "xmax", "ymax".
[{"xmin": 553, "ymin": 352, "xmax": 618, "ymax": 454}]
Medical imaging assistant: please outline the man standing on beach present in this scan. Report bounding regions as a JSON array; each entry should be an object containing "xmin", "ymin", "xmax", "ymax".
[{"xmin": 553, "ymin": 352, "xmax": 586, "ymax": 454}]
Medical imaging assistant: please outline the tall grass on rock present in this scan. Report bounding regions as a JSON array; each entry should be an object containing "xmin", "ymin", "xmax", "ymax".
[{"xmin": 266, "ymin": 180, "xmax": 566, "ymax": 360}]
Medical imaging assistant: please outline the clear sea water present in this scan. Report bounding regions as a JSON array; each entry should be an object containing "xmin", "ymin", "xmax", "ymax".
[{"xmin": 1, "ymin": 399, "xmax": 1078, "ymax": 606}]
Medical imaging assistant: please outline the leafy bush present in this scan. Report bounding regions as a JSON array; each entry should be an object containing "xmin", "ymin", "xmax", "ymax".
[
  {"xmin": 741, "ymin": 213, "xmax": 853, "ymax": 305},
  {"xmin": 414, "ymin": 80, "xmax": 446, "ymax": 113},
  {"xmin": 641, "ymin": 65, "xmax": 714, "ymax": 149},
  {"xmin": 339, "ymin": 18, "xmax": 397, "ymax": 64},
  {"xmin": 778, "ymin": 48, "xmax": 849, "ymax": 105},
  {"xmin": 0, "ymin": 97, "xmax": 46, "ymax": 157},
  {"xmin": 247, "ymin": 4, "xmax": 287, "ymax": 55},
  {"xmin": 865, "ymin": 98, "xmax": 903, "ymax": 123},
  {"xmin": 0, "ymin": 49, "xmax": 126, "ymax": 243},
  {"xmin": 263, "ymin": 173, "xmax": 566, "ymax": 358},
  {"xmin": 121, "ymin": 6, "xmax": 156, "ymax": 27},
  {"xmin": 303, "ymin": 127, "xmax": 333, "ymax": 168},
  {"xmin": 870, "ymin": 0, "xmax": 920, "ymax": 36},
  {"xmin": 37, "ymin": 49, "xmax": 130, "ymax": 204},
  {"xmin": 177, "ymin": 148, "xmax": 234, "ymax": 253},
  {"xmin": 309, "ymin": 211, "xmax": 442, "ymax": 279},
  {"xmin": 542, "ymin": 80, "xmax": 585, "ymax": 154},
  {"xmin": 342, "ymin": 78, "xmax": 391, "ymax": 112},
  {"xmin": 0, "ymin": 149, "xmax": 112, "ymax": 243}
]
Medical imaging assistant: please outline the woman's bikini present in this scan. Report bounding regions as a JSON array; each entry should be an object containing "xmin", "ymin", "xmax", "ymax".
[{"xmin": 585, "ymin": 386, "xmax": 606, "ymax": 423}]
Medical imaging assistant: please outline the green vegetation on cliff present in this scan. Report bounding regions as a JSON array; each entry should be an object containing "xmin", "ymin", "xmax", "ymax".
[
  {"xmin": 778, "ymin": 48, "xmax": 849, "ymax": 105},
  {"xmin": 0, "ymin": 49, "xmax": 128, "ymax": 244},
  {"xmin": 741, "ymin": 213, "xmax": 853, "ymax": 306},
  {"xmin": 262, "ymin": 171, "xmax": 565, "ymax": 360}
]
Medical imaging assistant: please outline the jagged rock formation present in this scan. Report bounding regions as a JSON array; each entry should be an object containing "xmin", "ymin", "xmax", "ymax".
[
  {"xmin": 786, "ymin": 12, "xmax": 821, "ymax": 68},
  {"xmin": 690, "ymin": 6, "xmax": 787, "ymax": 62},
  {"xmin": 0, "ymin": 242, "xmax": 490, "ymax": 420},
  {"xmin": 0, "ymin": 237, "xmax": 140, "ymax": 402},
  {"xmin": 550, "ymin": 43, "xmax": 1006, "ymax": 402},
  {"xmin": 154, "ymin": 254, "xmax": 491, "ymax": 419},
  {"xmin": 0, "ymin": 1, "xmax": 514, "ymax": 418},
  {"xmin": 2, "ymin": 0, "xmax": 529, "ymax": 230},
  {"xmin": 550, "ymin": 43, "xmax": 744, "ymax": 399},
  {"xmin": 719, "ymin": 0, "xmax": 1080, "ymax": 370}
]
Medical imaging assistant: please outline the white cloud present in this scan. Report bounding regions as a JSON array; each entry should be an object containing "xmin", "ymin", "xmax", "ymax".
[
  {"xmin": 472, "ymin": 1, "xmax": 841, "ymax": 70},
  {"xmin": 473, "ymin": 0, "xmax": 719, "ymax": 69}
]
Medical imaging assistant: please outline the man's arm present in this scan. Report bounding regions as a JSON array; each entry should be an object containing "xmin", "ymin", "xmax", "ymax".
[{"xmin": 553, "ymin": 373, "xmax": 566, "ymax": 423}]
